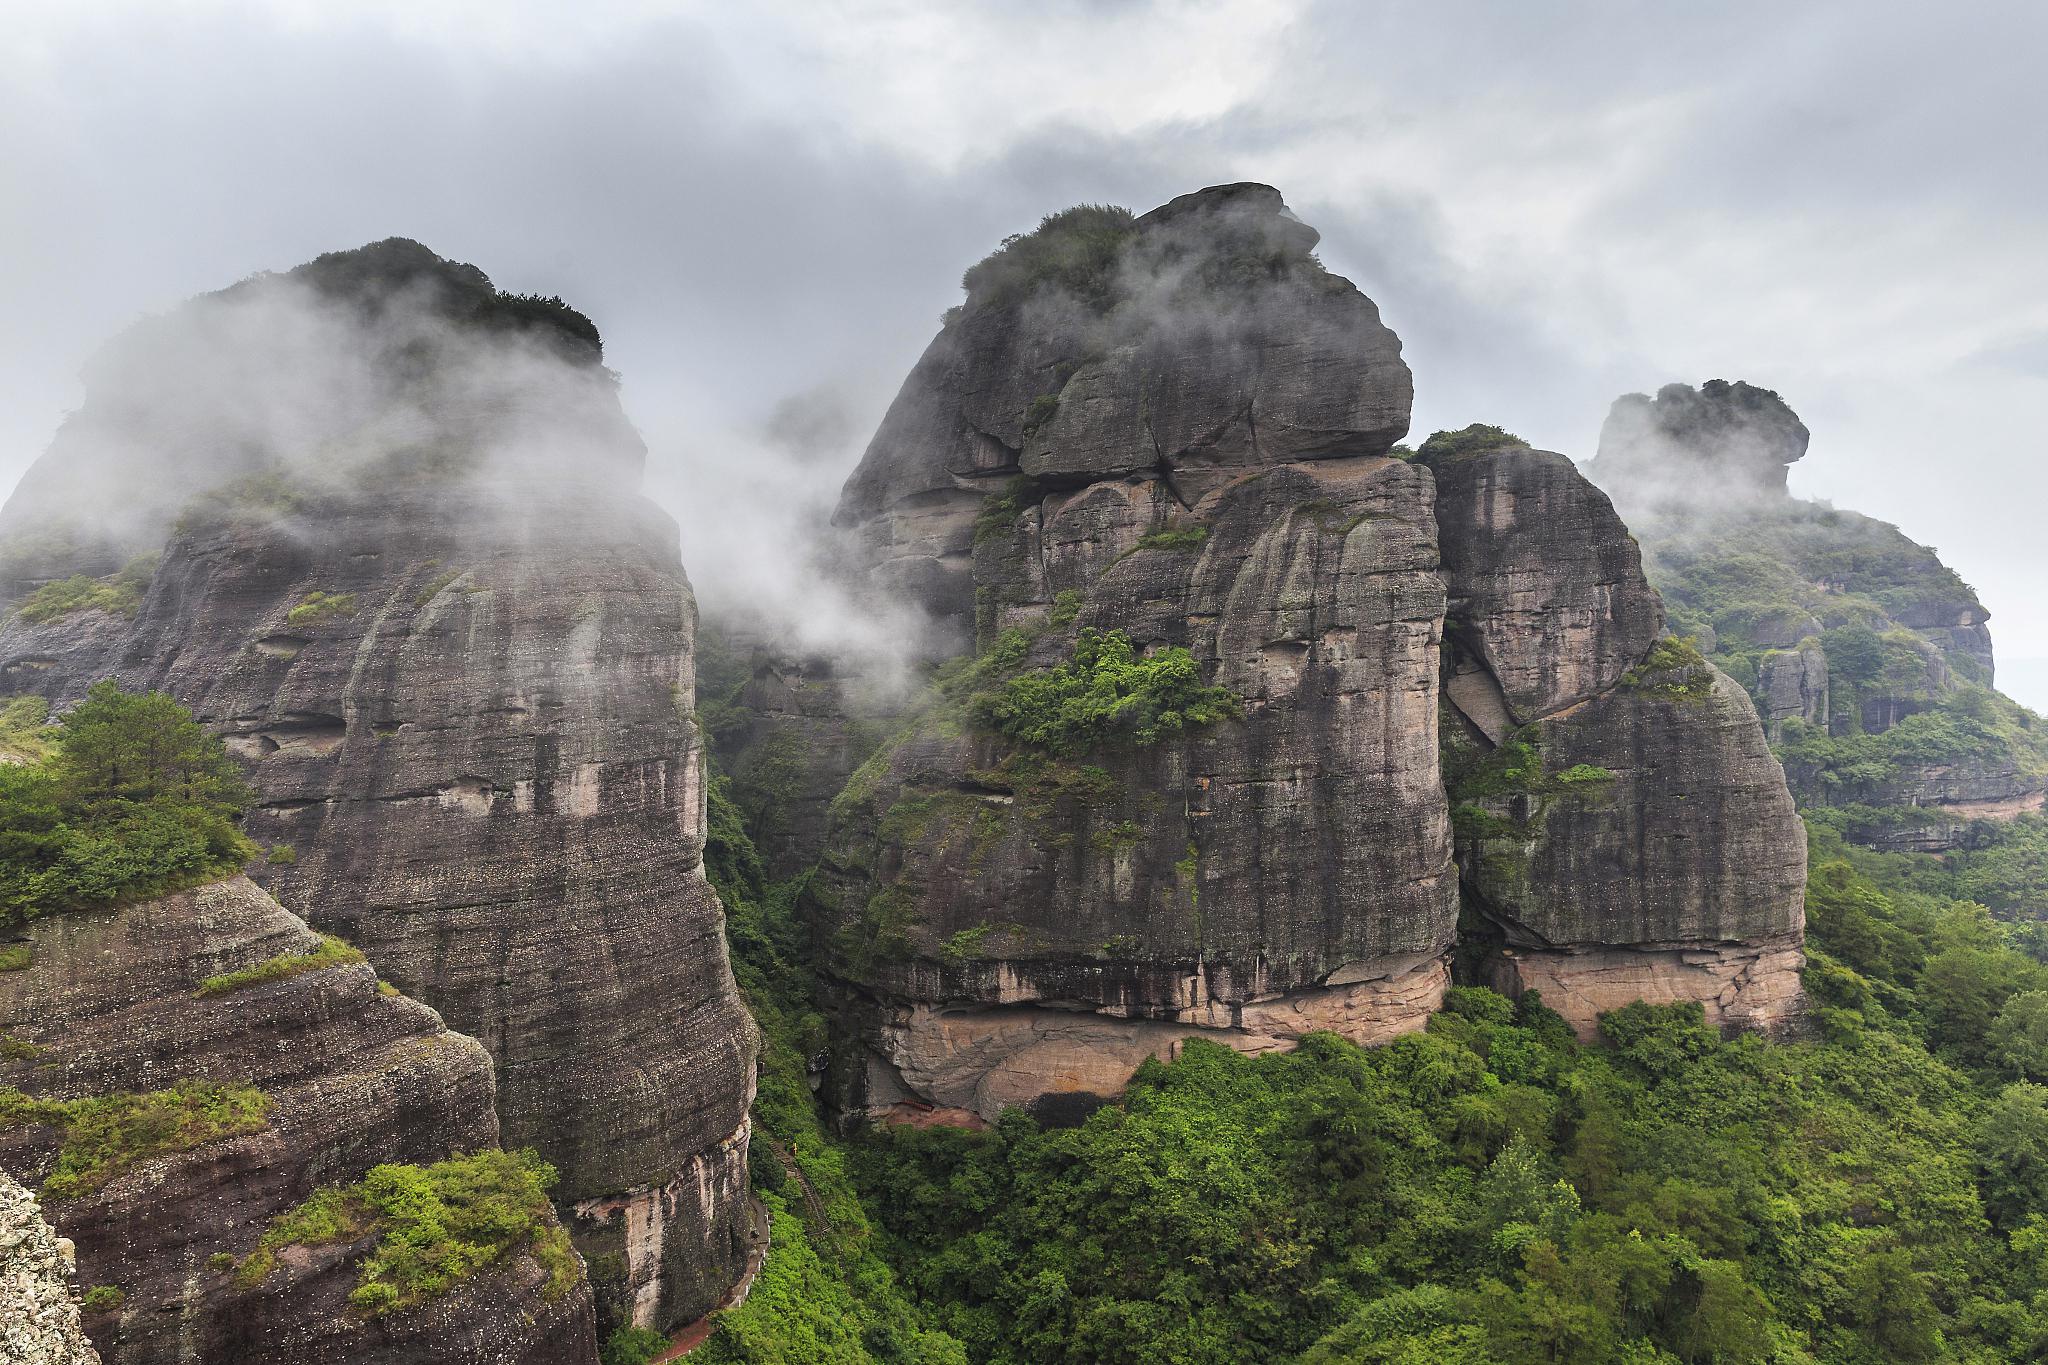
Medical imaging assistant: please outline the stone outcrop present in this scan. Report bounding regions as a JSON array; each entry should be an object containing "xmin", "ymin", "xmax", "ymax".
[
  {"xmin": 1426, "ymin": 435, "xmax": 1808, "ymax": 1038},
  {"xmin": 816, "ymin": 186, "xmax": 1452, "ymax": 1122},
  {"xmin": 0, "ymin": 877, "xmax": 595, "ymax": 1364},
  {"xmin": 2, "ymin": 1171, "xmax": 102, "ymax": 1365},
  {"xmin": 813, "ymin": 185, "xmax": 1808, "ymax": 1112},
  {"xmin": 833, "ymin": 183, "xmax": 1412, "ymax": 649},
  {"xmin": 1587, "ymin": 380, "xmax": 2043, "ymax": 849},
  {"xmin": 1588, "ymin": 379, "xmax": 1810, "ymax": 498},
  {"xmin": 0, "ymin": 242, "xmax": 757, "ymax": 1333}
]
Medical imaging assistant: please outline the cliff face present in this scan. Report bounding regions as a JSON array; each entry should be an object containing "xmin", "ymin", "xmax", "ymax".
[
  {"xmin": 0, "ymin": 877, "xmax": 595, "ymax": 1364},
  {"xmin": 810, "ymin": 186, "xmax": 1808, "ymax": 1111},
  {"xmin": 833, "ymin": 184, "xmax": 1413, "ymax": 650},
  {"xmin": 1428, "ymin": 437, "xmax": 1807, "ymax": 1034},
  {"xmin": 0, "ymin": 242, "xmax": 757, "ymax": 1332},
  {"xmin": 1588, "ymin": 381, "xmax": 2046, "ymax": 851}
]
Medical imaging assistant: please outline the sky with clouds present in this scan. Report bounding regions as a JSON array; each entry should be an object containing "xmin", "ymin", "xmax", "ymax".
[{"xmin": 5, "ymin": 1, "xmax": 2046, "ymax": 701}]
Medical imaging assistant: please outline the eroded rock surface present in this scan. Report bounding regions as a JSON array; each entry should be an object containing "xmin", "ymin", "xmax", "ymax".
[
  {"xmin": 0, "ymin": 241, "xmax": 756, "ymax": 1331},
  {"xmin": 1426, "ymin": 435, "xmax": 1807, "ymax": 1038},
  {"xmin": 0, "ymin": 877, "xmax": 594, "ymax": 1364},
  {"xmin": 2, "ymin": 1172, "xmax": 101, "ymax": 1365}
]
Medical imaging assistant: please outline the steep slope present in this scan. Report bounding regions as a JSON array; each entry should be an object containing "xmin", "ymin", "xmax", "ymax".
[
  {"xmin": 1426, "ymin": 431, "xmax": 1806, "ymax": 1034},
  {"xmin": 809, "ymin": 185, "xmax": 1808, "ymax": 1114},
  {"xmin": 0, "ymin": 242, "xmax": 757, "ymax": 1333},
  {"xmin": 1, "ymin": 876, "xmax": 594, "ymax": 1364},
  {"xmin": 1589, "ymin": 380, "xmax": 2048, "ymax": 851}
]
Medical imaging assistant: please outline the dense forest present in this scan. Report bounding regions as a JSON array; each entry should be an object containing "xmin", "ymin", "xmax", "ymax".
[{"xmin": 672, "ymin": 671, "xmax": 2048, "ymax": 1365}]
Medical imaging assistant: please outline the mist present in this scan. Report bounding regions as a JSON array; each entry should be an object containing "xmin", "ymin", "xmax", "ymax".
[{"xmin": 3, "ymin": 1, "xmax": 2046, "ymax": 707}]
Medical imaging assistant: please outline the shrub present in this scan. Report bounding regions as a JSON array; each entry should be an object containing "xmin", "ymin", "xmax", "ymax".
[
  {"xmin": 1, "ymin": 682, "xmax": 254, "ymax": 924},
  {"xmin": 286, "ymin": 590, "xmax": 357, "ymax": 625},
  {"xmin": 240, "ymin": 1149, "xmax": 575, "ymax": 1313},
  {"xmin": 0, "ymin": 1080, "xmax": 271, "ymax": 1199},
  {"xmin": 12, "ymin": 555, "xmax": 156, "ymax": 625},
  {"xmin": 1417, "ymin": 425, "xmax": 1528, "ymax": 463},
  {"xmin": 79, "ymin": 1284, "xmax": 124, "ymax": 1314},
  {"xmin": 959, "ymin": 205, "xmax": 1137, "ymax": 314},
  {"xmin": 603, "ymin": 1326, "xmax": 672, "ymax": 1365},
  {"xmin": 969, "ymin": 628, "xmax": 1239, "ymax": 756},
  {"xmin": 196, "ymin": 933, "xmax": 364, "ymax": 997},
  {"xmin": 1134, "ymin": 526, "xmax": 1209, "ymax": 552}
]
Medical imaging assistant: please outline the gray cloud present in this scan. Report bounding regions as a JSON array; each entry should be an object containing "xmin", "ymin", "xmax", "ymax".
[{"xmin": 4, "ymin": 0, "xmax": 2045, "ymax": 707}]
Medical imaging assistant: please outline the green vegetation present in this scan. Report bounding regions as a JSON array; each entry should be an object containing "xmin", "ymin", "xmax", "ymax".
[
  {"xmin": 602, "ymin": 1326, "xmax": 673, "ymax": 1365},
  {"xmin": 195, "ymin": 932, "xmax": 364, "ymax": 997},
  {"xmin": 960, "ymin": 205, "xmax": 1137, "ymax": 315},
  {"xmin": 175, "ymin": 467, "xmax": 309, "ymax": 530},
  {"xmin": 0, "ymin": 695, "xmax": 56, "ymax": 763},
  {"xmin": 11, "ymin": 555, "xmax": 155, "ymax": 624},
  {"xmin": 79, "ymin": 1285, "xmax": 124, "ymax": 1314},
  {"xmin": 1417, "ymin": 424, "xmax": 1528, "ymax": 463},
  {"xmin": 0, "ymin": 1081, "xmax": 269, "ymax": 1199},
  {"xmin": 1780, "ymin": 688, "xmax": 2048, "ymax": 804},
  {"xmin": 695, "ymin": 765, "xmax": 966, "ymax": 1364},
  {"xmin": 1617, "ymin": 635, "xmax": 1718, "ymax": 701},
  {"xmin": 239, "ymin": 1149, "xmax": 575, "ymax": 1314},
  {"xmin": 414, "ymin": 568, "xmax": 463, "ymax": 606},
  {"xmin": 0, "ymin": 945, "xmax": 27, "ymax": 972},
  {"xmin": 286, "ymin": 589, "xmax": 358, "ymax": 625},
  {"xmin": 973, "ymin": 478, "xmax": 1036, "ymax": 547},
  {"xmin": 969, "ymin": 628, "xmax": 1238, "ymax": 756},
  {"xmin": 0, "ymin": 681, "xmax": 253, "ymax": 924},
  {"xmin": 1133, "ymin": 526, "xmax": 1209, "ymax": 552}
]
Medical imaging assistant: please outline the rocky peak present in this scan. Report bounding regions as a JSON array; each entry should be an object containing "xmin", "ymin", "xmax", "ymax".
[
  {"xmin": 832, "ymin": 184, "xmax": 1411, "ymax": 642},
  {"xmin": 1590, "ymin": 378, "xmax": 1810, "ymax": 501},
  {"xmin": 0, "ymin": 239, "xmax": 638, "ymax": 605}
]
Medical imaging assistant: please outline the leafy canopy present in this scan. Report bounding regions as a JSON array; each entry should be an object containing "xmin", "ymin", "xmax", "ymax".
[{"xmin": 969, "ymin": 628, "xmax": 1239, "ymax": 757}]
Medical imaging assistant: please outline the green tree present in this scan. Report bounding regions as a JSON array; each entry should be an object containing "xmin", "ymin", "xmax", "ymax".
[{"xmin": 53, "ymin": 680, "xmax": 249, "ymax": 815}]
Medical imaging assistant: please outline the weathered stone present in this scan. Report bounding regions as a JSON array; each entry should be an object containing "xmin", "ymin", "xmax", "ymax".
[
  {"xmin": 1756, "ymin": 641, "xmax": 1829, "ymax": 738},
  {"xmin": 1421, "ymin": 439, "xmax": 1663, "ymax": 722},
  {"xmin": 819, "ymin": 454, "xmax": 1459, "ymax": 1119},
  {"xmin": 1, "ymin": 1172, "xmax": 101, "ymax": 1365},
  {"xmin": 0, "ymin": 241, "xmax": 757, "ymax": 1332},
  {"xmin": 834, "ymin": 183, "xmax": 1412, "ymax": 641},
  {"xmin": 1590, "ymin": 379, "xmax": 1809, "ymax": 498},
  {"xmin": 1431, "ymin": 442, "xmax": 1807, "ymax": 1038},
  {"xmin": 0, "ymin": 877, "xmax": 596, "ymax": 1365}
]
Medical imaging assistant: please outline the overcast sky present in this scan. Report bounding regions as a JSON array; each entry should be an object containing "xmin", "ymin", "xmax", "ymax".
[{"xmin": 6, "ymin": 1, "xmax": 2046, "ymax": 704}]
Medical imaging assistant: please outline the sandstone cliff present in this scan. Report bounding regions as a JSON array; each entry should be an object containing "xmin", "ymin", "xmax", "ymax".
[
  {"xmin": 1426, "ymin": 432, "xmax": 1806, "ymax": 1035},
  {"xmin": 0, "ymin": 242, "xmax": 757, "ymax": 1333},
  {"xmin": 1589, "ymin": 380, "xmax": 2046, "ymax": 851},
  {"xmin": 0, "ymin": 877, "xmax": 594, "ymax": 1364},
  {"xmin": 806, "ymin": 186, "xmax": 1808, "ymax": 1113}
]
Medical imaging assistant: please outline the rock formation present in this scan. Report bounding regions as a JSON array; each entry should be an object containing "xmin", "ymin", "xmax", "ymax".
[
  {"xmin": 1426, "ymin": 433, "xmax": 1806, "ymax": 1036},
  {"xmin": 809, "ymin": 185, "xmax": 1808, "ymax": 1113},
  {"xmin": 1588, "ymin": 380, "xmax": 2045, "ymax": 850},
  {"xmin": 1, "ymin": 877, "xmax": 594, "ymax": 1364},
  {"xmin": 0, "ymin": 242, "xmax": 756, "ymax": 1333},
  {"xmin": 2, "ymin": 1171, "xmax": 102, "ymax": 1365}
]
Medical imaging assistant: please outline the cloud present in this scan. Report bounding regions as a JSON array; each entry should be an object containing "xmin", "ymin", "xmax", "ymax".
[{"xmin": 2, "ymin": 0, "xmax": 2045, "ymax": 706}]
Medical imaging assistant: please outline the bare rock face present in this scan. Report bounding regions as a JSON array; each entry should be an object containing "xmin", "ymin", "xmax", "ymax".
[
  {"xmin": 2, "ymin": 1172, "xmax": 102, "ymax": 1365},
  {"xmin": 833, "ymin": 183, "xmax": 1413, "ymax": 648},
  {"xmin": 0, "ymin": 242, "xmax": 757, "ymax": 1332},
  {"xmin": 1424, "ymin": 435, "xmax": 1808, "ymax": 1039},
  {"xmin": 817, "ymin": 186, "xmax": 1457, "ymax": 1122},
  {"xmin": 0, "ymin": 877, "xmax": 595, "ymax": 1364}
]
